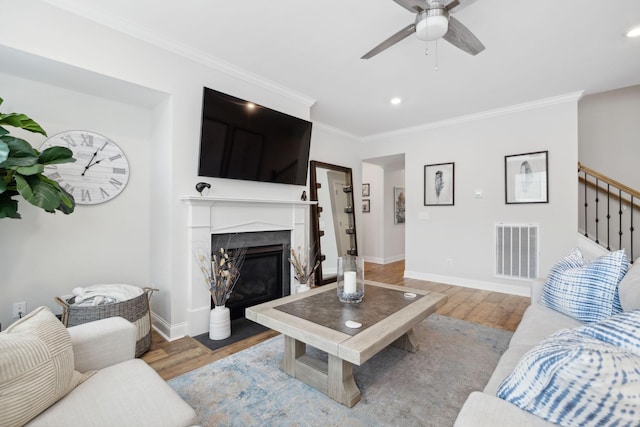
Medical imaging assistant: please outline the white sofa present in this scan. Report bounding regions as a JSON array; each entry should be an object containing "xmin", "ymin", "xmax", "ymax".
[
  {"xmin": 455, "ymin": 257, "xmax": 640, "ymax": 426},
  {"xmin": 1, "ymin": 307, "xmax": 197, "ymax": 427}
]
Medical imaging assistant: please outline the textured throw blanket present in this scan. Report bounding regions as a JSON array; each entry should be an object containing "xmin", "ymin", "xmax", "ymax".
[
  {"xmin": 70, "ymin": 284, "xmax": 143, "ymax": 306},
  {"xmin": 497, "ymin": 309, "xmax": 640, "ymax": 427}
]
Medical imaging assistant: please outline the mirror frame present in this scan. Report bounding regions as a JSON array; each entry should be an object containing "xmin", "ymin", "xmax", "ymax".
[{"xmin": 309, "ymin": 160, "xmax": 358, "ymax": 285}]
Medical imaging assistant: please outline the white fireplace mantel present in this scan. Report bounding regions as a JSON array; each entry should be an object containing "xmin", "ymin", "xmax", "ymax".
[{"xmin": 180, "ymin": 195, "xmax": 316, "ymax": 336}]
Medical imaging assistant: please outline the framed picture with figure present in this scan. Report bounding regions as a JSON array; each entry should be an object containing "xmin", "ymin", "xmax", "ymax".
[
  {"xmin": 505, "ymin": 151, "xmax": 548, "ymax": 204},
  {"xmin": 362, "ymin": 199, "xmax": 370, "ymax": 213},
  {"xmin": 424, "ymin": 162, "xmax": 454, "ymax": 206},
  {"xmin": 362, "ymin": 183, "xmax": 370, "ymax": 197}
]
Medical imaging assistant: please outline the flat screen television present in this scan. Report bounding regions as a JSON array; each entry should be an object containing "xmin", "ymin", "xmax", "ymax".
[{"xmin": 198, "ymin": 87, "xmax": 313, "ymax": 185}]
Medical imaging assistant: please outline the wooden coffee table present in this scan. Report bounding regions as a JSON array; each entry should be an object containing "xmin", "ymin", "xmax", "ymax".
[{"xmin": 245, "ymin": 280, "xmax": 447, "ymax": 407}]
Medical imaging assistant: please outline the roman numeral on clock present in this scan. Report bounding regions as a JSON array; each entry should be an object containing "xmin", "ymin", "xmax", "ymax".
[
  {"xmin": 80, "ymin": 133, "xmax": 94, "ymax": 147},
  {"xmin": 81, "ymin": 189, "xmax": 91, "ymax": 202},
  {"xmin": 47, "ymin": 172, "xmax": 62, "ymax": 181},
  {"xmin": 109, "ymin": 178, "xmax": 123, "ymax": 189},
  {"xmin": 100, "ymin": 188, "xmax": 110, "ymax": 199}
]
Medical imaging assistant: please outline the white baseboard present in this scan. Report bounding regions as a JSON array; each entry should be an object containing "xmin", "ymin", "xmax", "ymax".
[
  {"xmin": 364, "ymin": 255, "xmax": 405, "ymax": 264},
  {"xmin": 151, "ymin": 312, "xmax": 189, "ymax": 342},
  {"xmin": 404, "ymin": 270, "xmax": 531, "ymax": 297}
]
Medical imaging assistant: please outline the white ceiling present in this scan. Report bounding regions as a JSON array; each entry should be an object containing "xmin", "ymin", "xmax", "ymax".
[{"xmin": 44, "ymin": 0, "xmax": 640, "ymax": 138}]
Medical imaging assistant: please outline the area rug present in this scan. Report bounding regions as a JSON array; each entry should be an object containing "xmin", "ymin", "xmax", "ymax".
[{"xmin": 168, "ymin": 314, "xmax": 512, "ymax": 427}]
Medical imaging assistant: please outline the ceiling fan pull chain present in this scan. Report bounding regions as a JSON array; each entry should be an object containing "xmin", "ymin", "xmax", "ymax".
[{"xmin": 434, "ymin": 40, "xmax": 440, "ymax": 71}]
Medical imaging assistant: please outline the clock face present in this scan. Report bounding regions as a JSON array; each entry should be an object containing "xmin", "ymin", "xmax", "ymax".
[{"xmin": 40, "ymin": 130, "xmax": 130, "ymax": 205}]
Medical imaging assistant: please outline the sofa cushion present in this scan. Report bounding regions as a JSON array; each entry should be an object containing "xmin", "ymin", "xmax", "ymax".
[
  {"xmin": 0, "ymin": 307, "xmax": 88, "ymax": 427},
  {"xmin": 26, "ymin": 359, "xmax": 197, "ymax": 427},
  {"xmin": 509, "ymin": 303, "xmax": 581, "ymax": 348},
  {"xmin": 497, "ymin": 311, "xmax": 640, "ymax": 427},
  {"xmin": 618, "ymin": 259, "xmax": 640, "ymax": 311},
  {"xmin": 540, "ymin": 249, "xmax": 628, "ymax": 323}
]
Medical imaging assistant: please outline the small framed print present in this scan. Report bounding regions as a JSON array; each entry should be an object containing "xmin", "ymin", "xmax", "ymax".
[
  {"xmin": 362, "ymin": 183, "xmax": 370, "ymax": 197},
  {"xmin": 362, "ymin": 199, "xmax": 370, "ymax": 213},
  {"xmin": 505, "ymin": 151, "xmax": 548, "ymax": 204},
  {"xmin": 424, "ymin": 162, "xmax": 454, "ymax": 206},
  {"xmin": 394, "ymin": 187, "xmax": 405, "ymax": 224}
]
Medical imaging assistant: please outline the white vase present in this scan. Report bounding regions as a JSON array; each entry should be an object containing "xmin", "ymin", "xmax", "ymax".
[
  {"xmin": 296, "ymin": 284, "xmax": 310, "ymax": 294},
  {"xmin": 209, "ymin": 305, "xmax": 231, "ymax": 340}
]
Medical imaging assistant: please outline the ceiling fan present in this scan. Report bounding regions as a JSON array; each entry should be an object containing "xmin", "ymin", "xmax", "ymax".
[{"xmin": 362, "ymin": 0, "xmax": 485, "ymax": 59}]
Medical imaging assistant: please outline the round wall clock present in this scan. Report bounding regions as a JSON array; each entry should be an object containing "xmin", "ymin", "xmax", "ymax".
[{"xmin": 40, "ymin": 130, "xmax": 130, "ymax": 205}]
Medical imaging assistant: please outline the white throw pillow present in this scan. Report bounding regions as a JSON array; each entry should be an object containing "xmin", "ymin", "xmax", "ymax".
[
  {"xmin": 541, "ymin": 249, "xmax": 628, "ymax": 323},
  {"xmin": 618, "ymin": 259, "xmax": 640, "ymax": 311},
  {"xmin": 0, "ymin": 306, "xmax": 87, "ymax": 427}
]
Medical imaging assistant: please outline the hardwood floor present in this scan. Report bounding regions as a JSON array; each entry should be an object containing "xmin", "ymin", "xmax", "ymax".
[{"xmin": 143, "ymin": 260, "xmax": 530, "ymax": 380}]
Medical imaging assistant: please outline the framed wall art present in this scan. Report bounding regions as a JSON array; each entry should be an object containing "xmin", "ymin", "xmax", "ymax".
[
  {"xmin": 393, "ymin": 187, "xmax": 405, "ymax": 224},
  {"xmin": 393, "ymin": 187, "xmax": 406, "ymax": 224},
  {"xmin": 362, "ymin": 199, "xmax": 370, "ymax": 213},
  {"xmin": 362, "ymin": 183, "xmax": 370, "ymax": 197},
  {"xmin": 424, "ymin": 162, "xmax": 454, "ymax": 206},
  {"xmin": 505, "ymin": 150, "xmax": 548, "ymax": 204}
]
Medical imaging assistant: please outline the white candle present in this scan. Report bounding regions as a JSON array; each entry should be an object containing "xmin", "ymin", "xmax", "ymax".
[{"xmin": 344, "ymin": 271, "xmax": 357, "ymax": 294}]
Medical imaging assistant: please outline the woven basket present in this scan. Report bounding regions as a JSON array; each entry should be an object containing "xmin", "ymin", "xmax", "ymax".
[{"xmin": 55, "ymin": 286, "xmax": 157, "ymax": 357}]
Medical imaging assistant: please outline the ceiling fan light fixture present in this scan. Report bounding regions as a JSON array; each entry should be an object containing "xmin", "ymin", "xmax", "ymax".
[{"xmin": 415, "ymin": 8, "xmax": 449, "ymax": 41}]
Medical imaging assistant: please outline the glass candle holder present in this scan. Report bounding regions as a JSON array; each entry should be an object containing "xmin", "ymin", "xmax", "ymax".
[{"xmin": 337, "ymin": 255, "xmax": 365, "ymax": 303}]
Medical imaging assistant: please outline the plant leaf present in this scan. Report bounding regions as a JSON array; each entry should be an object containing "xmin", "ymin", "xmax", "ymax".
[
  {"xmin": 0, "ymin": 192, "xmax": 20, "ymax": 219},
  {"xmin": 0, "ymin": 139, "xmax": 8, "ymax": 164},
  {"xmin": 16, "ymin": 163, "xmax": 45, "ymax": 175},
  {"xmin": 0, "ymin": 112, "xmax": 47, "ymax": 135},
  {"xmin": 38, "ymin": 146, "xmax": 75, "ymax": 165},
  {"xmin": 39, "ymin": 175, "xmax": 75, "ymax": 214},
  {"xmin": 15, "ymin": 174, "xmax": 61, "ymax": 212}
]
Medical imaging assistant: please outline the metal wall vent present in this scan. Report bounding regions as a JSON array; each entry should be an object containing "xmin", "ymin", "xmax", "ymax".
[{"xmin": 495, "ymin": 224, "xmax": 539, "ymax": 280}]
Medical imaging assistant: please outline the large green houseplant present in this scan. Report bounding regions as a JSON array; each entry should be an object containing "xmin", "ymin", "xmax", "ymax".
[{"xmin": 0, "ymin": 97, "xmax": 75, "ymax": 219}]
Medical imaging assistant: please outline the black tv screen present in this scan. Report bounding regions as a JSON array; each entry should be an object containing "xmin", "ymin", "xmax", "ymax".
[{"xmin": 198, "ymin": 87, "xmax": 312, "ymax": 185}]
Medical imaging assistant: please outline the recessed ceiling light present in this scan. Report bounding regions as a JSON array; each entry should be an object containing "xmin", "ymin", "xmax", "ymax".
[
  {"xmin": 390, "ymin": 97, "xmax": 402, "ymax": 105},
  {"xmin": 626, "ymin": 26, "xmax": 640, "ymax": 38}
]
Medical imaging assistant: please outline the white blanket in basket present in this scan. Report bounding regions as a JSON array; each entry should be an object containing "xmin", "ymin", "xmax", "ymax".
[{"xmin": 70, "ymin": 284, "xmax": 143, "ymax": 306}]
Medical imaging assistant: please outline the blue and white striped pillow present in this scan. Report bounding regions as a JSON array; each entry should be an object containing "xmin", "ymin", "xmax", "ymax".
[
  {"xmin": 497, "ymin": 310, "xmax": 640, "ymax": 427},
  {"xmin": 541, "ymin": 249, "xmax": 628, "ymax": 323}
]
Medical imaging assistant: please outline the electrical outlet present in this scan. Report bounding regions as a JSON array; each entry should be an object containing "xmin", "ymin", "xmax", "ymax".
[
  {"xmin": 446, "ymin": 258, "xmax": 453, "ymax": 268},
  {"xmin": 13, "ymin": 302, "xmax": 26, "ymax": 319}
]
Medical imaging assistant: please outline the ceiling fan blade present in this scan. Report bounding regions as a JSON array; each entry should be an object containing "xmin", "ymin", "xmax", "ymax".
[
  {"xmin": 443, "ymin": 16, "xmax": 485, "ymax": 55},
  {"xmin": 361, "ymin": 23, "xmax": 416, "ymax": 59},
  {"xmin": 393, "ymin": 0, "xmax": 429, "ymax": 13},
  {"xmin": 444, "ymin": 0, "xmax": 480, "ymax": 13}
]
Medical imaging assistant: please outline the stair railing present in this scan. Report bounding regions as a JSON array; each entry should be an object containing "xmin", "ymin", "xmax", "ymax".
[{"xmin": 578, "ymin": 163, "xmax": 638, "ymax": 263}]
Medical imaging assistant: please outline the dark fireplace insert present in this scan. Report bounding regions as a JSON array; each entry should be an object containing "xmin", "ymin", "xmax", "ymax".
[{"xmin": 210, "ymin": 230, "xmax": 291, "ymax": 320}]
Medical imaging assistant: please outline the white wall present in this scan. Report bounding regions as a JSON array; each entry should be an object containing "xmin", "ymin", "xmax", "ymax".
[
  {"xmin": 362, "ymin": 162, "xmax": 384, "ymax": 262},
  {"xmin": 0, "ymin": 1, "xmax": 363, "ymax": 337},
  {"xmin": 384, "ymin": 169, "xmax": 406, "ymax": 262},
  {"xmin": 362, "ymin": 96, "xmax": 580, "ymax": 296},
  {"xmin": 579, "ymin": 84, "xmax": 640, "ymax": 189},
  {"xmin": 0, "ymin": 73, "xmax": 153, "ymax": 330}
]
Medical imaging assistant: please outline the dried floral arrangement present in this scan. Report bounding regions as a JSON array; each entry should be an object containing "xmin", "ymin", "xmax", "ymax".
[
  {"xmin": 195, "ymin": 246, "xmax": 247, "ymax": 306},
  {"xmin": 289, "ymin": 246, "xmax": 320, "ymax": 287}
]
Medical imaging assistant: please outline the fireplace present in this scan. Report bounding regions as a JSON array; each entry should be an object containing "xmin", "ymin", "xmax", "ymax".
[
  {"xmin": 211, "ymin": 230, "xmax": 291, "ymax": 320},
  {"xmin": 181, "ymin": 195, "xmax": 314, "ymax": 337}
]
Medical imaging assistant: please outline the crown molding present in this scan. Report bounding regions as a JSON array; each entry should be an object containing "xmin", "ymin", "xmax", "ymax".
[
  {"xmin": 364, "ymin": 91, "xmax": 585, "ymax": 142},
  {"xmin": 41, "ymin": 0, "xmax": 317, "ymax": 109},
  {"xmin": 312, "ymin": 121, "xmax": 360, "ymax": 141}
]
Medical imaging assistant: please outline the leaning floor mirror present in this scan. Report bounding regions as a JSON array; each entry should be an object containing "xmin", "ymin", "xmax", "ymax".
[{"xmin": 309, "ymin": 160, "xmax": 358, "ymax": 285}]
